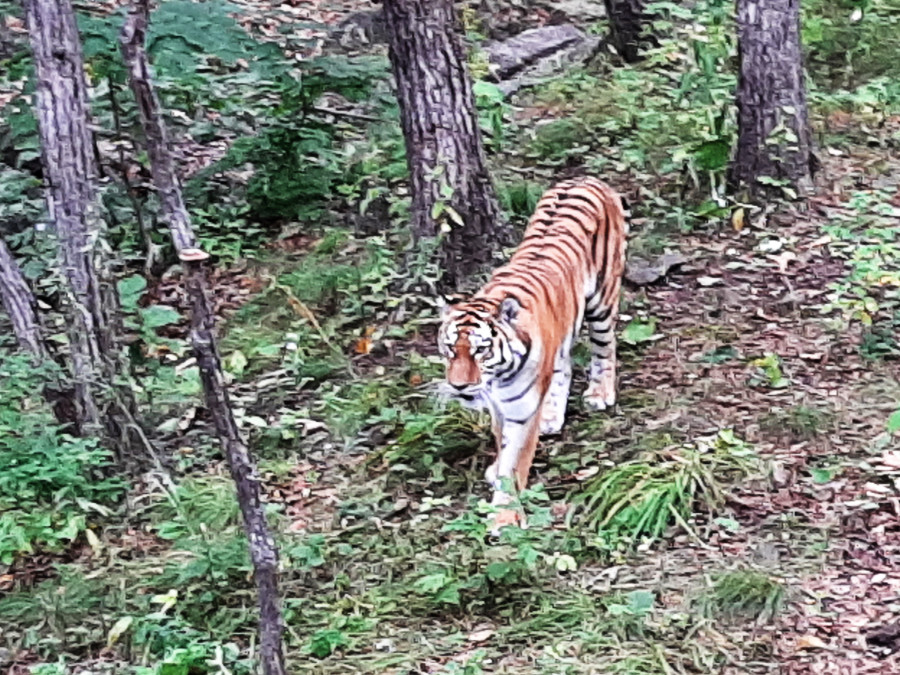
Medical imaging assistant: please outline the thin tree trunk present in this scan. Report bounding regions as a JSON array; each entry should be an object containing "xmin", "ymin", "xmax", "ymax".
[
  {"xmin": 23, "ymin": 0, "xmax": 144, "ymax": 463},
  {"xmin": 0, "ymin": 236, "xmax": 48, "ymax": 358},
  {"xmin": 120, "ymin": 5, "xmax": 286, "ymax": 674},
  {"xmin": 0, "ymin": 236, "xmax": 80, "ymax": 428},
  {"xmin": 729, "ymin": 0, "xmax": 814, "ymax": 195},
  {"xmin": 382, "ymin": 0, "xmax": 506, "ymax": 289},
  {"xmin": 604, "ymin": 0, "xmax": 654, "ymax": 63}
]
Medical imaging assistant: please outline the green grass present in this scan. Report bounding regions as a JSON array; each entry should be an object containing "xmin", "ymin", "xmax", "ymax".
[
  {"xmin": 570, "ymin": 430, "xmax": 757, "ymax": 544},
  {"xmin": 698, "ymin": 569, "xmax": 786, "ymax": 623}
]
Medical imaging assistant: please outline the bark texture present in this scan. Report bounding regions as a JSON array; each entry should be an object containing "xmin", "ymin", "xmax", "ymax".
[
  {"xmin": 604, "ymin": 0, "xmax": 653, "ymax": 63},
  {"xmin": 382, "ymin": 0, "xmax": 505, "ymax": 288},
  {"xmin": 0, "ymin": 236, "xmax": 79, "ymax": 427},
  {"xmin": 0, "ymin": 236, "xmax": 47, "ymax": 358},
  {"xmin": 121, "ymin": 5, "xmax": 286, "ymax": 674},
  {"xmin": 730, "ymin": 0, "xmax": 814, "ymax": 194},
  {"xmin": 23, "ymin": 0, "xmax": 140, "ymax": 458}
]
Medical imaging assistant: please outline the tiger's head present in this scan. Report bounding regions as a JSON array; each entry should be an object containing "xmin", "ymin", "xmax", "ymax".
[{"xmin": 436, "ymin": 295, "xmax": 528, "ymax": 404}]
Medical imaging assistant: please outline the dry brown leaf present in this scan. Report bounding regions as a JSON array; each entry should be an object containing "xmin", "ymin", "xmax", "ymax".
[
  {"xmin": 795, "ymin": 634, "xmax": 829, "ymax": 650},
  {"xmin": 467, "ymin": 628, "xmax": 495, "ymax": 643}
]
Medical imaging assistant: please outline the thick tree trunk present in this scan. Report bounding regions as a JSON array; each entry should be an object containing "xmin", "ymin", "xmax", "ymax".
[
  {"xmin": 120, "ymin": 5, "xmax": 286, "ymax": 674},
  {"xmin": 382, "ymin": 0, "xmax": 505, "ymax": 288},
  {"xmin": 729, "ymin": 0, "xmax": 814, "ymax": 195},
  {"xmin": 23, "ymin": 0, "xmax": 143, "ymax": 462},
  {"xmin": 604, "ymin": 0, "xmax": 654, "ymax": 63}
]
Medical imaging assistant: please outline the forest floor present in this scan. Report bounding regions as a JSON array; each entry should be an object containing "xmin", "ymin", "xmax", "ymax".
[{"xmin": 3, "ymin": 0, "xmax": 900, "ymax": 674}]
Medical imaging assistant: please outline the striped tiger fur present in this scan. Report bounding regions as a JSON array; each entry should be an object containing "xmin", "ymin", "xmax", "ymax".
[{"xmin": 437, "ymin": 176, "xmax": 628, "ymax": 524}]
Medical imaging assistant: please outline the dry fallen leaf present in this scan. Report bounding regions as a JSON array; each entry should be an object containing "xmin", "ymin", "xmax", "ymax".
[
  {"xmin": 769, "ymin": 251, "xmax": 797, "ymax": 273},
  {"xmin": 574, "ymin": 466, "xmax": 600, "ymax": 481},
  {"xmin": 467, "ymin": 628, "xmax": 495, "ymax": 643},
  {"xmin": 796, "ymin": 634, "xmax": 829, "ymax": 651},
  {"xmin": 354, "ymin": 337, "xmax": 373, "ymax": 354}
]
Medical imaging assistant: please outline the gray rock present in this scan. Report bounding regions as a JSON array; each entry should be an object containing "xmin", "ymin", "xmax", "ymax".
[
  {"xmin": 550, "ymin": 0, "xmax": 608, "ymax": 21},
  {"xmin": 483, "ymin": 25, "xmax": 602, "ymax": 95},
  {"xmin": 625, "ymin": 252, "xmax": 689, "ymax": 286}
]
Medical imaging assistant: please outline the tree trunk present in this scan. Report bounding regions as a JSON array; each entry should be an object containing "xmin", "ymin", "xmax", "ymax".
[
  {"xmin": 729, "ymin": 0, "xmax": 814, "ymax": 195},
  {"xmin": 604, "ymin": 0, "xmax": 654, "ymax": 63},
  {"xmin": 120, "ymin": 5, "xmax": 286, "ymax": 674},
  {"xmin": 382, "ymin": 0, "xmax": 506, "ymax": 289},
  {"xmin": 0, "ymin": 236, "xmax": 48, "ymax": 358},
  {"xmin": 0, "ymin": 236, "xmax": 80, "ymax": 428},
  {"xmin": 23, "ymin": 0, "xmax": 144, "ymax": 463}
]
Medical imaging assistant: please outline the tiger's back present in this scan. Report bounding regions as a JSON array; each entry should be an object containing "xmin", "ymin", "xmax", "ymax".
[{"xmin": 438, "ymin": 176, "xmax": 628, "ymax": 527}]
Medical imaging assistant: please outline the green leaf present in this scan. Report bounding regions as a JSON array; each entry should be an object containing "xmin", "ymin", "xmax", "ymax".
[
  {"xmin": 621, "ymin": 317, "xmax": 658, "ymax": 345},
  {"xmin": 627, "ymin": 590, "xmax": 655, "ymax": 615},
  {"xmin": 486, "ymin": 561, "xmax": 512, "ymax": 581},
  {"xmin": 811, "ymin": 467, "xmax": 836, "ymax": 484},
  {"xmin": 415, "ymin": 572, "xmax": 450, "ymax": 594},
  {"xmin": 308, "ymin": 629, "xmax": 349, "ymax": 658},
  {"xmin": 117, "ymin": 275, "xmax": 147, "ymax": 308},
  {"xmin": 888, "ymin": 410, "xmax": 900, "ymax": 434},
  {"xmin": 140, "ymin": 305, "xmax": 182, "ymax": 329},
  {"xmin": 692, "ymin": 138, "xmax": 730, "ymax": 172}
]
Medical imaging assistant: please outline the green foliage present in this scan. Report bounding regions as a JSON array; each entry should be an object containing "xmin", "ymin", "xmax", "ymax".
[
  {"xmin": 497, "ymin": 179, "xmax": 544, "ymax": 221},
  {"xmin": 888, "ymin": 410, "xmax": 900, "ymax": 434},
  {"xmin": 820, "ymin": 189, "xmax": 900, "ymax": 326},
  {"xmin": 151, "ymin": 475, "xmax": 241, "ymax": 542},
  {"xmin": 748, "ymin": 353, "xmax": 791, "ymax": 389},
  {"xmin": 78, "ymin": 0, "xmax": 286, "ymax": 82},
  {"xmin": 571, "ymin": 430, "xmax": 756, "ymax": 545},
  {"xmin": 803, "ymin": 0, "xmax": 900, "ymax": 91},
  {"xmin": 0, "ymin": 352, "xmax": 124, "ymax": 564},
  {"xmin": 621, "ymin": 317, "xmax": 660, "ymax": 346}
]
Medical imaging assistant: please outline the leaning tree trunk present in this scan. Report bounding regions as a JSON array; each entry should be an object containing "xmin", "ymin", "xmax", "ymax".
[
  {"xmin": 604, "ymin": 0, "xmax": 654, "ymax": 63},
  {"xmin": 0, "ymin": 236, "xmax": 79, "ymax": 427},
  {"xmin": 0, "ymin": 236, "xmax": 48, "ymax": 358},
  {"xmin": 120, "ymin": 4, "xmax": 286, "ymax": 674},
  {"xmin": 23, "ymin": 0, "xmax": 144, "ymax": 463},
  {"xmin": 382, "ymin": 0, "xmax": 506, "ymax": 289},
  {"xmin": 729, "ymin": 0, "xmax": 814, "ymax": 195}
]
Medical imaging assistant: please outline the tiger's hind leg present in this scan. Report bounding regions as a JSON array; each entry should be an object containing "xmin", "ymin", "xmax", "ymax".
[
  {"xmin": 583, "ymin": 297, "xmax": 618, "ymax": 411},
  {"xmin": 540, "ymin": 337, "xmax": 572, "ymax": 435}
]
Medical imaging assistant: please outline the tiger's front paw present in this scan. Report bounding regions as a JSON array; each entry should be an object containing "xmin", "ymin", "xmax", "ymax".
[
  {"xmin": 539, "ymin": 414, "xmax": 565, "ymax": 436},
  {"xmin": 487, "ymin": 490, "xmax": 525, "ymax": 538},
  {"xmin": 584, "ymin": 384, "xmax": 616, "ymax": 411},
  {"xmin": 487, "ymin": 508, "xmax": 524, "ymax": 538}
]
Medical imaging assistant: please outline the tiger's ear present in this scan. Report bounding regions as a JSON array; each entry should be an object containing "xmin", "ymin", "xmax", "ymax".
[
  {"xmin": 499, "ymin": 296, "xmax": 521, "ymax": 325},
  {"xmin": 438, "ymin": 293, "xmax": 464, "ymax": 318}
]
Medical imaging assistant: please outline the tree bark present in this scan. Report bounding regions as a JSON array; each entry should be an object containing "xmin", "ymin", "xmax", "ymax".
[
  {"xmin": 0, "ymin": 236, "xmax": 48, "ymax": 359},
  {"xmin": 120, "ymin": 5, "xmax": 286, "ymax": 674},
  {"xmin": 23, "ymin": 0, "xmax": 144, "ymax": 462},
  {"xmin": 604, "ymin": 0, "xmax": 654, "ymax": 63},
  {"xmin": 382, "ymin": 0, "xmax": 506, "ymax": 289},
  {"xmin": 729, "ymin": 0, "xmax": 814, "ymax": 195},
  {"xmin": 0, "ymin": 236, "xmax": 80, "ymax": 427}
]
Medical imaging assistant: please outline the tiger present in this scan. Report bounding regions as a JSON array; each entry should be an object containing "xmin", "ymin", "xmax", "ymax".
[{"xmin": 437, "ymin": 176, "xmax": 628, "ymax": 530}]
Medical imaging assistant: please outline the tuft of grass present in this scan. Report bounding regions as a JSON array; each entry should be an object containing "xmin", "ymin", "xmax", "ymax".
[
  {"xmin": 699, "ymin": 569, "xmax": 785, "ymax": 623},
  {"xmin": 569, "ymin": 430, "xmax": 756, "ymax": 543},
  {"xmin": 761, "ymin": 404, "xmax": 834, "ymax": 440}
]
